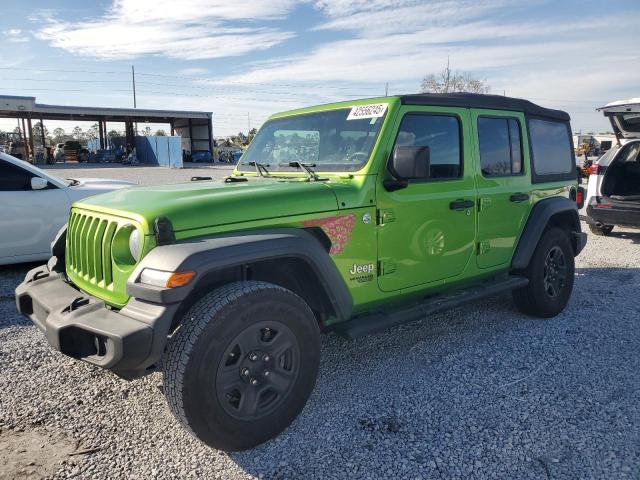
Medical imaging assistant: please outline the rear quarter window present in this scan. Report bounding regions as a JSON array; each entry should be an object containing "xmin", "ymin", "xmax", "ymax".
[{"xmin": 528, "ymin": 118, "xmax": 575, "ymax": 182}]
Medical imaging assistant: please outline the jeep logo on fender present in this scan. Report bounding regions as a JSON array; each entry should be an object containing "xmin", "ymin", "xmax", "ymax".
[
  {"xmin": 349, "ymin": 263, "xmax": 375, "ymax": 283},
  {"xmin": 350, "ymin": 263, "xmax": 375, "ymax": 275}
]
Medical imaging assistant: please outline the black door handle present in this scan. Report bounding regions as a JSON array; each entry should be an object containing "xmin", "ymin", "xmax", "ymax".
[
  {"xmin": 449, "ymin": 199, "xmax": 475, "ymax": 210},
  {"xmin": 510, "ymin": 193, "xmax": 529, "ymax": 202}
]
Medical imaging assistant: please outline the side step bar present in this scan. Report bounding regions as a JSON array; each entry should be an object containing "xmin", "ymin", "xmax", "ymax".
[{"xmin": 335, "ymin": 275, "xmax": 529, "ymax": 339}]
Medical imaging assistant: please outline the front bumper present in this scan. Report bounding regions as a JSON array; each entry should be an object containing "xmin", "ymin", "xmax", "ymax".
[{"xmin": 15, "ymin": 264, "xmax": 179, "ymax": 379}]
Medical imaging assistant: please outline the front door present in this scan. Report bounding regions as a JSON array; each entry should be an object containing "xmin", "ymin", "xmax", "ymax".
[
  {"xmin": 377, "ymin": 107, "xmax": 477, "ymax": 292},
  {"xmin": 0, "ymin": 159, "xmax": 69, "ymax": 262},
  {"xmin": 471, "ymin": 110, "xmax": 533, "ymax": 269}
]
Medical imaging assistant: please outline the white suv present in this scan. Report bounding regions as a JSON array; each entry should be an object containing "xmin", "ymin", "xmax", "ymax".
[{"xmin": 585, "ymin": 98, "xmax": 640, "ymax": 235}]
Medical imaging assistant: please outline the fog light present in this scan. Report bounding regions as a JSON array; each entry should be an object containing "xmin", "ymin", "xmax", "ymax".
[{"xmin": 140, "ymin": 269, "xmax": 195, "ymax": 288}]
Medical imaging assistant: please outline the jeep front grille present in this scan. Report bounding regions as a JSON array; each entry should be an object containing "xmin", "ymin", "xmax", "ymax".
[{"xmin": 67, "ymin": 210, "xmax": 118, "ymax": 288}]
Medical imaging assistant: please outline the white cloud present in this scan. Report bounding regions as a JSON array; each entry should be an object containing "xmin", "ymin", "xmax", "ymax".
[
  {"xmin": 218, "ymin": 3, "xmax": 638, "ymax": 132},
  {"xmin": 314, "ymin": 0, "xmax": 512, "ymax": 34},
  {"xmin": 178, "ymin": 67, "xmax": 210, "ymax": 76},
  {"xmin": 35, "ymin": 0, "xmax": 299, "ymax": 60},
  {"xmin": 313, "ymin": 0, "xmax": 416, "ymax": 17},
  {"xmin": 3, "ymin": 28, "xmax": 29, "ymax": 43}
]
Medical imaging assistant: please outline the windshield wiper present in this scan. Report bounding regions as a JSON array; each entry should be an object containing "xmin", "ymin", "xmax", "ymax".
[
  {"xmin": 240, "ymin": 161, "xmax": 270, "ymax": 177},
  {"xmin": 280, "ymin": 161, "xmax": 320, "ymax": 181},
  {"xmin": 66, "ymin": 178, "xmax": 80, "ymax": 186}
]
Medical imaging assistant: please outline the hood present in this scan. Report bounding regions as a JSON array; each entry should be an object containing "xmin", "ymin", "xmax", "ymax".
[
  {"xmin": 70, "ymin": 177, "xmax": 137, "ymax": 190},
  {"xmin": 74, "ymin": 177, "xmax": 339, "ymax": 234},
  {"xmin": 65, "ymin": 177, "xmax": 136, "ymax": 203},
  {"xmin": 597, "ymin": 98, "xmax": 640, "ymax": 139}
]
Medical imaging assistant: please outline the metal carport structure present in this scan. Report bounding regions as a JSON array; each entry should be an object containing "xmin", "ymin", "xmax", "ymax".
[{"xmin": 0, "ymin": 95, "xmax": 212, "ymax": 163}]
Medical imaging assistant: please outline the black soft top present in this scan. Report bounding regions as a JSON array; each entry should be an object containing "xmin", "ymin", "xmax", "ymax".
[{"xmin": 399, "ymin": 93, "xmax": 570, "ymax": 122}]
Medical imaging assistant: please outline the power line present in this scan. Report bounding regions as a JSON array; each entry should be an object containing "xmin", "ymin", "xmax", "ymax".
[
  {"xmin": 0, "ymin": 66, "xmax": 128, "ymax": 75},
  {"xmin": 0, "ymin": 87, "xmax": 132, "ymax": 93},
  {"xmin": 0, "ymin": 66, "xmax": 382, "ymax": 91}
]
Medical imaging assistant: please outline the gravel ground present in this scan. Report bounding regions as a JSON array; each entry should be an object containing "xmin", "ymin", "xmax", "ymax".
[{"xmin": 1, "ymin": 164, "xmax": 639, "ymax": 479}]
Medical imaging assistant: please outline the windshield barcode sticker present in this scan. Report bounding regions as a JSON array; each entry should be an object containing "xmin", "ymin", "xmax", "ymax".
[{"xmin": 347, "ymin": 104, "xmax": 387, "ymax": 120}]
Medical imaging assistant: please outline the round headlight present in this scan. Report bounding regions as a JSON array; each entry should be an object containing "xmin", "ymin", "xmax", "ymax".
[{"xmin": 129, "ymin": 228, "xmax": 141, "ymax": 261}]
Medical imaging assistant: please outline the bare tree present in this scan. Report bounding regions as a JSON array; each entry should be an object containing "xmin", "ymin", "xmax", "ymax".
[{"xmin": 421, "ymin": 59, "xmax": 490, "ymax": 94}]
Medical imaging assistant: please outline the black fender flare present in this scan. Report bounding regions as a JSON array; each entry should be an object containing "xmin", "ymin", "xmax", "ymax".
[
  {"xmin": 511, "ymin": 197, "xmax": 585, "ymax": 270},
  {"xmin": 127, "ymin": 228, "xmax": 353, "ymax": 321}
]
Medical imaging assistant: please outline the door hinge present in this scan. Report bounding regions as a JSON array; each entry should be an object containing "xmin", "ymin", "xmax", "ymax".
[
  {"xmin": 479, "ymin": 197, "xmax": 491, "ymax": 212},
  {"xmin": 378, "ymin": 260, "xmax": 397, "ymax": 276},
  {"xmin": 478, "ymin": 240, "xmax": 491, "ymax": 255},
  {"xmin": 377, "ymin": 209, "xmax": 396, "ymax": 225}
]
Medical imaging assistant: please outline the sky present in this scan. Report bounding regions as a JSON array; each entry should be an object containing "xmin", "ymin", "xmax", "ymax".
[{"xmin": 0, "ymin": 0, "xmax": 639, "ymax": 136}]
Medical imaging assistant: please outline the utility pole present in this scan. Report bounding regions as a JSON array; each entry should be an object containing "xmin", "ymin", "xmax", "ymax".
[
  {"xmin": 445, "ymin": 56, "xmax": 451, "ymax": 92},
  {"xmin": 385, "ymin": 83, "xmax": 389, "ymax": 96},
  {"xmin": 132, "ymin": 65, "xmax": 137, "ymax": 108},
  {"xmin": 132, "ymin": 65, "xmax": 138, "ymax": 135},
  {"xmin": 247, "ymin": 112, "xmax": 250, "ymax": 133}
]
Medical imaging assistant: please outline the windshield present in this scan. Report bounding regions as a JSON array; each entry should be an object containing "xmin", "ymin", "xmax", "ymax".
[{"xmin": 238, "ymin": 107, "xmax": 387, "ymax": 173}]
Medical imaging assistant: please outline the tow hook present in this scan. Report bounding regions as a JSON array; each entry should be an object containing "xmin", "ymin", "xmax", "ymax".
[{"xmin": 62, "ymin": 297, "xmax": 90, "ymax": 314}]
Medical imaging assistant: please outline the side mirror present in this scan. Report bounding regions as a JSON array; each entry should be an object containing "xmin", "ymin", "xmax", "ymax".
[
  {"xmin": 384, "ymin": 146, "xmax": 430, "ymax": 192},
  {"xmin": 30, "ymin": 177, "xmax": 48, "ymax": 190},
  {"xmin": 389, "ymin": 145, "xmax": 430, "ymax": 180}
]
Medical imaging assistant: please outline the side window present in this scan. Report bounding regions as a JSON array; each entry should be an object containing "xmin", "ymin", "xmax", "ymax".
[
  {"xmin": 478, "ymin": 117, "xmax": 523, "ymax": 176},
  {"xmin": 394, "ymin": 113, "xmax": 461, "ymax": 179},
  {"xmin": 528, "ymin": 118, "xmax": 574, "ymax": 178},
  {"xmin": 622, "ymin": 143, "xmax": 640, "ymax": 163},
  {"xmin": 0, "ymin": 160, "xmax": 35, "ymax": 191}
]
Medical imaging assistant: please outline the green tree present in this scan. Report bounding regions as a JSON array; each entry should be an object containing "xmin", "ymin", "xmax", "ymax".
[
  {"xmin": 86, "ymin": 123, "xmax": 99, "ymax": 140},
  {"xmin": 247, "ymin": 128, "xmax": 258, "ymax": 144},
  {"xmin": 52, "ymin": 127, "xmax": 65, "ymax": 141},
  {"xmin": 71, "ymin": 126, "xmax": 84, "ymax": 140},
  {"xmin": 32, "ymin": 122, "xmax": 50, "ymax": 147}
]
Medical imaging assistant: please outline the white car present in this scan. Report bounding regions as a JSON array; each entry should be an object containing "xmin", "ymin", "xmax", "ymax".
[
  {"xmin": 585, "ymin": 98, "xmax": 640, "ymax": 235},
  {"xmin": 0, "ymin": 153, "xmax": 135, "ymax": 265},
  {"xmin": 54, "ymin": 143, "xmax": 65, "ymax": 162}
]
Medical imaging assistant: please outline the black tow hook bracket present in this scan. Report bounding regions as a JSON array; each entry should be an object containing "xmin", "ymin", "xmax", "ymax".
[
  {"xmin": 29, "ymin": 270, "xmax": 50, "ymax": 283},
  {"xmin": 62, "ymin": 296, "xmax": 90, "ymax": 314}
]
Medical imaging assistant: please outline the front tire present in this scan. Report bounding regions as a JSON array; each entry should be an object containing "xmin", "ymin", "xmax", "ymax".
[
  {"xmin": 588, "ymin": 224, "xmax": 613, "ymax": 236},
  {"xmin": 162, "ymin": 281, "xmax": 320, "ymax": 451},
  {"xmin": 513, "ymin": 228, "xmax": 575, "ymax": 318}
]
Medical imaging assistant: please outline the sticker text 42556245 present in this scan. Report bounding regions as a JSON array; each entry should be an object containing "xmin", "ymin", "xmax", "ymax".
[{"xmin": 347, "ymin": 104, "xmax": 387, "ymax": 121}]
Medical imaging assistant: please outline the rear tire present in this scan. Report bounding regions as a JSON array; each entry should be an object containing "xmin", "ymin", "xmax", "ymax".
[
  {"xmin": 162, "ymin": 281, "xmax": 320, "ymax": 451},
  {"xmin": 588, "ymin": 224, "xmax": 613, "ymax": 236},
  {"xmin": 513, "ymin": 227, "xmax": 575, "ymax": 318}
]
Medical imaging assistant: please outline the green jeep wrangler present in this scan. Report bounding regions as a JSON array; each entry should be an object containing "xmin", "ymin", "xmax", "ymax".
[{"xmin": 16, "ymin": 93, "xmax": 586, "ymax": 451}]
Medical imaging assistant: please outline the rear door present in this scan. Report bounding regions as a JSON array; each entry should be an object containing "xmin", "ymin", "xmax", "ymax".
[
  {"xmin": 471, "ymin": 110, "xmax": 532, "ymax": 269},
  {"xmin": 597, "ymin": 100, "xmax": 640, "ymax": 139},
  {"xmin": 376, "ymin": 106, "xmax": 477, "ymax": 292}
]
